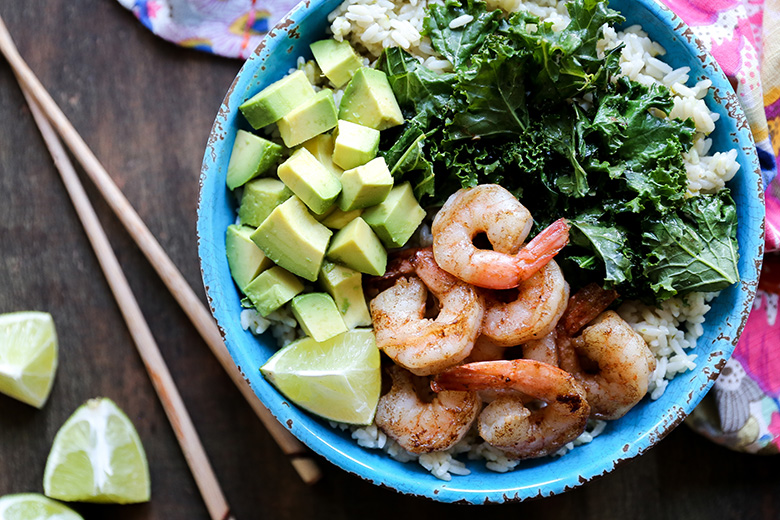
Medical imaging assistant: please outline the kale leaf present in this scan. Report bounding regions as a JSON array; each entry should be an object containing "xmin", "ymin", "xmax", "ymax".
[
  {"xmin": 642, "ymin": 191, "xmax": 740, "ymax": 299},
  {"xmin": 423, "ymin": 0, "xmax": 502, "ymax": 69},
  {"xmin": 569, "ymin": 215, "xmax": 634, "ymax": 287},
  {"xmin": 448, "ymin": 50, "xmax": 530, "ymax": 139},
  {"xmin": 380, "ymin": 122, "xmax": 437, "ymax": 199},
  {"xmin": 503, "ymin": 0, "xmax": 624, "ymax": 102}
]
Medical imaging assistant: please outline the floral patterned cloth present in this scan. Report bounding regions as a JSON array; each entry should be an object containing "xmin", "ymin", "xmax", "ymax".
[
  {"xmin": 116, "ymin": 0, "xmax": 300, "ymax": 59},
  {"xmin": 117, "ymin": 0, "xmax": 780, "ymax": 453}
]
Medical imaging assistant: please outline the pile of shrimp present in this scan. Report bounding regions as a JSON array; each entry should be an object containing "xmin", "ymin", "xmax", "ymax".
[{"xmin": 367, "ymin": 184, "xmax": 656, "ymax": 461}]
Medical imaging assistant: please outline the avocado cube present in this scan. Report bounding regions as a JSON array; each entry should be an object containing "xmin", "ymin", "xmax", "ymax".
[
  {"xmin": 339, "ymin": 67, "xmax": 404, "ymax": 131},
  {"xmin": 338, "ymin": 157, "xmax": 394, "ymax": 212},
  {"xmin": 326, "ymin": 217, "xmax": 386, "ymax": 276},
  {"xmin": 238, "ymin": 178, "xmax": 293, "ymax": 227},
  {"xmin": 301, "ymin": 133, "xmax": 343, "ymax": 177},
  {"xmin": 332, "ymin": 120, "xmax": 380, "ymax": 170},
  {"xmin": 362, "ymin": 182, "xmax": 426, "ymax": 248},
  {"xmin": 310, "ymin": 39, "xmax": 363, "ymax": 88},
  {"xmin": 226, "ymin": 130, "xmax": 283, "ymax": 190},
  {"xmin": 244, "ymin": 266, "xmax": 304, "ymax": 316},
  {"xmin": 290, "ymin": 292, "xmax": 348, "ymax": 342},
  {"xmin": 239, "ymin": 70, "xmax": 316, "ymax": 129},
  {"xmin": 226, "ymin": 225, "xmax": 274, "ymax": 292},
  {"xmin": 277, "ymin": 148, "xmax": 341, "ymax": 215},
  {"xmin": 277, "ymin": 89, "xmax": 338, "ymax": 148},
  {"xmin": 251, "ymin": 196, "xmax": 333, "ymax": 282},
  {"xmin": 319, "ymin": 261, "xmax": 371, "ymax": 328},
  {"xmin": 320, "ymin": 207, "xmax": 363, "ymax": 229}
]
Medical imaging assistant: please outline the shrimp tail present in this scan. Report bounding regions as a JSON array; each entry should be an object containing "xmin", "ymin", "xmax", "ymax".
[
  {"xmin": 431, "ymin": 363, "xmax": 505, "ymax": 393},
  {"xmin": 512, "ymin": 218, "xmax": 570, "ymax": 284}
]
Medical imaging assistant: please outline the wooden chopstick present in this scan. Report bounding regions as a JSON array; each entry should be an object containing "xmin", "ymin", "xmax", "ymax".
[
  {"xmin": 0, "ymin": 15, "xmax": 321, "ymax": 484},
  {"xmin": 20, "ymin": 86, "xmax": 235, "ymax": 520}
]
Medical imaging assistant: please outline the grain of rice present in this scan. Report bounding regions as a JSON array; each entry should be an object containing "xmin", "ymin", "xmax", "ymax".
[
  {"xmin": 391, "ymin": 29, "xmax": 411, "ymax": 48},
  {"xmin": 240, "ymin": 309, "xmax": 271, "ymax": 335},
  {"xmin": 663, "ymin": 66, "xmax": 690, "ymax": 86},
  {"xmin": 644, "ymin": 55, "xmax": 674, "ymax": 78},
  {"xmin": 449, "ymin": 14, "xmax": 474, "ymax": 28}
]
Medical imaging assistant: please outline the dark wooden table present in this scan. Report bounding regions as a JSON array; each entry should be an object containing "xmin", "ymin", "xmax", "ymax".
[{"xmin": 0, "ymin": 2, "xmax": 778, "ymax": 519}]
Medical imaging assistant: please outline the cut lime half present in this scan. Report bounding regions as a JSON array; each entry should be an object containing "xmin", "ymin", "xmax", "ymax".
[
  {"xmin": 0, "ymin": 311, "xmax": 58, "ymax": 408},
  {"xmin": 0, "ymin": 493, "xmax": 83, "ymax": 520},
  {"xmin": 43, "ymin": 398, "xmax": 150, "ymax": 504},
  {"xmin": 261, "ymin": 329, "xmax": 381, "ymax": 425}
]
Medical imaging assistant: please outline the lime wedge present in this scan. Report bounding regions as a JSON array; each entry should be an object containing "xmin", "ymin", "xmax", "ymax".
[
  {"xmin": 0, "ymin": 311, "xmax": 58, "ymax": 408},
  {"xmin": 43, "ymin": 398, "xmax": 150, "ymax": 504},
  {"xmin": 0, "ymin": 493, "xmax": 83, "ymax": 520},
  {"xmin": 261, "ymin": 329, "xmax": 381, "ymax": 425}
]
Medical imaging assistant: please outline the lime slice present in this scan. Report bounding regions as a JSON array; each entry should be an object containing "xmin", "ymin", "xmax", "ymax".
[
  {"xmin": 0, "ymin": 493, "xmax": 83, "ymax": 520},
  {"xmin": 0, "ymin": 311, "xmax": 58, "ymax": 408},
  {"xmin": 43, "ymin": 398, "xmax": 150, "ymax": 504},
  {"xmin": 261, "ymin": 328, "xmax": 381, "ymax": 425}
]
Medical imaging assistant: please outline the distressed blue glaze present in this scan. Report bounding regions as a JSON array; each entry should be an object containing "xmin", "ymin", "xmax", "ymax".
[{"xmin": 198, "ymin": 0, "xmax": 763, "ymax": 504}]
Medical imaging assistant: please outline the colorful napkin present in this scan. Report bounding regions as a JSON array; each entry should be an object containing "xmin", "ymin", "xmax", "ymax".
[
  {"xmin": 116, "ymin": 0, "xmax": 300, "ymax": 59},
  {"xmin": 117, "ymin": 0, "xmax": 780, "ymax": 453}
]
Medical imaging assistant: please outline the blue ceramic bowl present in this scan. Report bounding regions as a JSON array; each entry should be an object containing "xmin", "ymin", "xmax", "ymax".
[{"xmin": 199, "ymin": 0, "xmax": 764, "ymax": 503}]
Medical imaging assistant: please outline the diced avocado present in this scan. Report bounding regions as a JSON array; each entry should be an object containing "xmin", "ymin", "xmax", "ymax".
[
  {"xmin": 320, "ymin": 207, "xmax": 363, "ymax": 229},
  {"xmin": 319, "ymin": 261, "xmax": 371, "ymax": 328},
  {"xmin": 301, "ymin": 133, "xmax": 343, "ymax": 177},
  {"xmin": 277, "ymin": 148, "xmax": 341, "ymax": 215},
  {"xmin": 277, "ymin": 89, "xmax": 338, "ymax": 148},
  {"xmin": 310, "ymin": 39, "xmax": 363, "ymax": 88},
  {"xmin": 226, "ymin": 224, "xmax": 274, "ymax": 291},
  {"xmin": 251, "ymin": 196, "xmax": 333, "ymax": 282},
  {"xmin": 362, "ymin": 182, "xmax": 426, "ymax": 248},
  {"xmin": 239, "ymin": 70, "xmax": 316, "ymax": 129},
  {"xmin": 226, "ymin": 130, "xmax": 283, "ymax": 190},
  {"xmin": 290, "ymin": 292, "xmax": 348, "ymax": 342},
  {"xmin": 338, "ymin": 68, "xmax": 404, "ymax": 131},
  {"xmin": 238, "ymin": 178, "xmax": 293, "ymax": 227},
  {"xmin": 332, "ymin": 120, "xmax": 380, "ymax": 170},
  {"xmin": 338, "ymin": 157, "xmax": 394, "ymax": 212},
  {"xmin": 244, "ymin": 265, "xmax": 304, "ymax": 316},
  {"xmin": 326, "ymin": 217, "xmax": 387, "ymax": 276}
]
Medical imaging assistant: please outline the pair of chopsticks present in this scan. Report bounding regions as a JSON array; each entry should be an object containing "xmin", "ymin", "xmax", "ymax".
[{"xmin": 0, "ymin": 14, "xmax": 321, "ymax": 519}]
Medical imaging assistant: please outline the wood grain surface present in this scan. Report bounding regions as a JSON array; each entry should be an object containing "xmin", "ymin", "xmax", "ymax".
[{"xmin": 0, "ymin": 2, "xmax": 777, "ymax": 519}]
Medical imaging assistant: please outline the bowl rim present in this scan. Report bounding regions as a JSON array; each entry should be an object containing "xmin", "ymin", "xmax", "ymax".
[{"xmin": 198, "ymin": 0, "xmax": 764, "ymax": 504}]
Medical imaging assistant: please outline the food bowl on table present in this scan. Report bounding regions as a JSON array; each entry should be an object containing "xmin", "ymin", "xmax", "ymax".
[{"xmin": 198, "ymin": 0, "xmax": 764, "ymax": 504}]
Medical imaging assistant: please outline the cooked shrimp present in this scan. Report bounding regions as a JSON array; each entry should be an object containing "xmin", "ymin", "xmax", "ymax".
[
  {"xmin": 465, "ymin": 335, "xmax": 508, "ymax": 363},
  {"xmin": 480, "ymin": 260, "xmax": 570, "ymax": 347},
  {"xmin": 376, "ymin": 365, "xmax": 481, "ymax": 454},
  {"xmin": 558, "ymin": 310, "xmax": 656, "ymax": 420},
  {"xmin": 370, "ymin": 248, "xmax": 485, "ymax": 376},
  {"xmin": 432, "ymin": 360, "xmax": 590, "ymax": 459},
  {"xmin": 431, "ymin": 184, "xmax": 570, "ymax": 290},
  {"xmin": 522, "ymin": 331, "xmax": 559, "ymax": 366}
]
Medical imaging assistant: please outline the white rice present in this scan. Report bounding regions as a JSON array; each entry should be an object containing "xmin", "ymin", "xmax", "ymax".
[
  {"xmin": 242, "ymin": 306, "xmax": 301, "ymax": 347},
  {"xmin": 328, "ymin": 0, "xmax": 438, "ymax": 63},
  {"xmin": 244, "ymin": 0, "xmax": 742, "ymax": 481}
]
